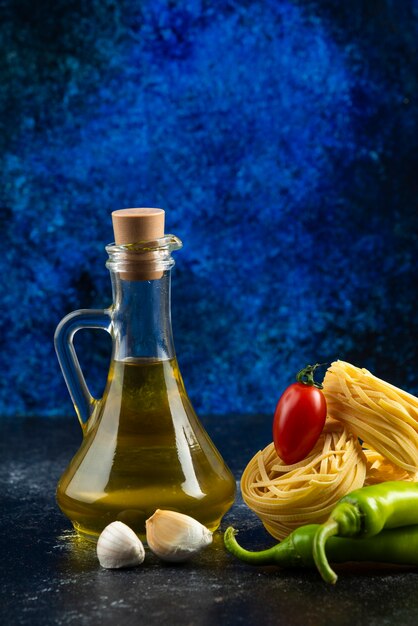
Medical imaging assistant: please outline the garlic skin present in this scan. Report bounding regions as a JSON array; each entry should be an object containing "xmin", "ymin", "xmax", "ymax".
[
  {"xmin": 146, "ymin": 509, "xmax": 213, "ymax": 562},
  {"xmin": 97, "ymin": 521, "xmax": 145, "ymax": 569}
]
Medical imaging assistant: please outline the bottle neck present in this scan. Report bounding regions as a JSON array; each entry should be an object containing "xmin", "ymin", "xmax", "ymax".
[{"xmin": 110, "ymin": 270, "xmax": 175, "ymax": 361}]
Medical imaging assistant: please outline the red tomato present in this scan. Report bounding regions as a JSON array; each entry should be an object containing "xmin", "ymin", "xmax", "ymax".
[{"xmin": 273, "ymin": 380, "xmax": 327, "ymax": 465}]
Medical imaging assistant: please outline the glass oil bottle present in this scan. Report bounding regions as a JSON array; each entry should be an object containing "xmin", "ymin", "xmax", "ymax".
[{"xmin": 55, "ymin": 208, "xmax": 236, "ymax": 540}]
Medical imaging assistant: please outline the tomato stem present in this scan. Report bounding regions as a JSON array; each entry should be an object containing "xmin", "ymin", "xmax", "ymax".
[{"xmin": 296, "ymin": 363, "xmax": 327, "ymax": 389}]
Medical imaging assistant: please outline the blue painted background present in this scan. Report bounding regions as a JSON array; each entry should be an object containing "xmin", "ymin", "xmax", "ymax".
[{"xmin": 2, "ymin": 0, "xmax": 418, "ymax": 418}]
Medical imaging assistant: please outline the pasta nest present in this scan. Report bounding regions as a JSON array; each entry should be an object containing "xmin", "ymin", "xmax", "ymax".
[
  {"xmin": 323, "ymin": 360, "xmax": 418, "ymax": 473},
  {"xmin": 241, "ymin": 421, "xmax": 366, "ymax": 540}
]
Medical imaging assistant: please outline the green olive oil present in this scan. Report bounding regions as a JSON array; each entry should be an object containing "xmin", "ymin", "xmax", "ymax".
[{"xmin": 57, "ymin": 357, "xmax": 236, "ymax": 540}]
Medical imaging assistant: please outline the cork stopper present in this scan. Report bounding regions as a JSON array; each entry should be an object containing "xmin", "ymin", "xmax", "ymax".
[
  {"xmin": 112, "ymin": 208, "xmax": 165, "ymax": 244},
  {"xmin": 111, "ymin": 208, "xmax": 166, "ymax": 280}
]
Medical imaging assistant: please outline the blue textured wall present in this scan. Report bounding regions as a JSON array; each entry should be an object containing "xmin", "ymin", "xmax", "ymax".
[{"xmin": 2, "ymin": 0, "xmax": 418, "ymax": 417}]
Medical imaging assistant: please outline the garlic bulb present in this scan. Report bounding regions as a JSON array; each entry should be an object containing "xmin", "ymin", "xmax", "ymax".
[
  {"xmin": 145, "ymin": 509, "xmax": 213, "ymax": 562},
  {"xmin": 97, "ymin": 521, "xmax": 145, "ymax": 569}
]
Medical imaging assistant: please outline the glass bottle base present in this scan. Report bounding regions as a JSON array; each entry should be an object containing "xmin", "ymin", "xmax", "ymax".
[{"xmin": 64, "ymin": 498, "xmax": 235, "ymax": 543}]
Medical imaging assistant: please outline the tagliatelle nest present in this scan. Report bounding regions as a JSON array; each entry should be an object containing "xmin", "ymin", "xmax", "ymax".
[
  {"xmin": 240, "ymin": 421, "xmax": 366, "ymax": 541},
  {"xmin": 323, "ymin": 360, "xmax": 418, "ymax": 473}
]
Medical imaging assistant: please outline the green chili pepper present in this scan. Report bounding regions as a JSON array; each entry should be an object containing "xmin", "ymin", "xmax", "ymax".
[
  {"xmin": 224, "ymin": 523, "xmax": 418, "ymax": 582},
  {"xmin": 313, "ymin": 481, "xmax": 418, "ymax": 584}
]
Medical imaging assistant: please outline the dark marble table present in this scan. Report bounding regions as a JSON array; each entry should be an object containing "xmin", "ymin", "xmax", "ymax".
[{"xmin": 2, "ymin": 417, "xmax": 418, "ymax": 626}]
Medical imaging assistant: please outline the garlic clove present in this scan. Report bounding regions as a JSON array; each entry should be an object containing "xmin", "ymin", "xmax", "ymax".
[
  {"xmin": 97, "ymin": 521, "xmax": 145, "ymax": 569},
  {"xmin": 145, "ymin": 509, "xmax": 213, "ymax": 562}
]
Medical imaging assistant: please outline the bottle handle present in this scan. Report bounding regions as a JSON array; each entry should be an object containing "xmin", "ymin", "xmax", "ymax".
[{"xmin": 54, "ymin": 309, "xmax": 112, "ymax": 428}]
